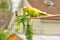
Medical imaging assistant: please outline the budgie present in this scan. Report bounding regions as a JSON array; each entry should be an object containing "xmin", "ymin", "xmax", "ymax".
[{"xmin": 23, "ymin": 7, "xmax": 53, "ymax": 17}]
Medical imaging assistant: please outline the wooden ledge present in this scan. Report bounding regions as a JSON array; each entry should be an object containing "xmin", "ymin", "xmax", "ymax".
[{"xmin": 29, "ymin": 14, "xmax": 60, "ymax": 20}]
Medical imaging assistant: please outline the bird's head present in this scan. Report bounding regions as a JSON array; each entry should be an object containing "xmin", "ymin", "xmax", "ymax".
[{"xmin": 23, "ymin": 7, "xmax": 30, "ymax": 12}]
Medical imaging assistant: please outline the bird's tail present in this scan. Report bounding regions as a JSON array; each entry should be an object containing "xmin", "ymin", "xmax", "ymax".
[{"xmin": 39, "ymin": 12, "xmax": 53, "ymax": 16}]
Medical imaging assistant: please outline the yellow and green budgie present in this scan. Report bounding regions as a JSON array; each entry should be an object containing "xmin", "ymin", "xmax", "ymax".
[{"xmin": 23, "ymin": 7, "xmax": 53, "ymax": 17}]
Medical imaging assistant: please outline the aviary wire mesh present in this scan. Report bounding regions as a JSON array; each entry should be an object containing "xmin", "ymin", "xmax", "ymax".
[
  {"xmin": 19, "ymin": 17, "xmax": 60, "ymax": 35},
  {"xmin": 0, "ymin": 0, "xmax": 12, "ymax": 12}
]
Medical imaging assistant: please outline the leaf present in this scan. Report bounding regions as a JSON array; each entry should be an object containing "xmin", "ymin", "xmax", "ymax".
[
  {"xmin": 0, "ymin": 30, "xmax": 10, "ymax": 40},
  {"xmin": 15, "ymin": 23, "xmax": 20, "ymax": 31}
]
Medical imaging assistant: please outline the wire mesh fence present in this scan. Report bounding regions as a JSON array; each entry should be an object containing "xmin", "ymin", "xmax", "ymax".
[{"xmin": 18, "ymin": 17, "xmax": 60, "ymax": 35}]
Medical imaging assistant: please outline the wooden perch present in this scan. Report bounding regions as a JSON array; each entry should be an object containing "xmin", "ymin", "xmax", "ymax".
[{"xmin": 30, "ymin": 14, "xmax": 60, "ymax": 20}]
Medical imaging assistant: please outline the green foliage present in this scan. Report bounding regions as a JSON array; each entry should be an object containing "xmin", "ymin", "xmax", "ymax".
[
  {"xmin": 0, "ymin": 29, "xmax": 10, "ymax": 40},
  {"xmin": 15, "ymin": 11, "xmax": 33, "ymax": 40},
  {"xmin": 25, "ymin": 22, "xmax": 33, "ymax": 40}
]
